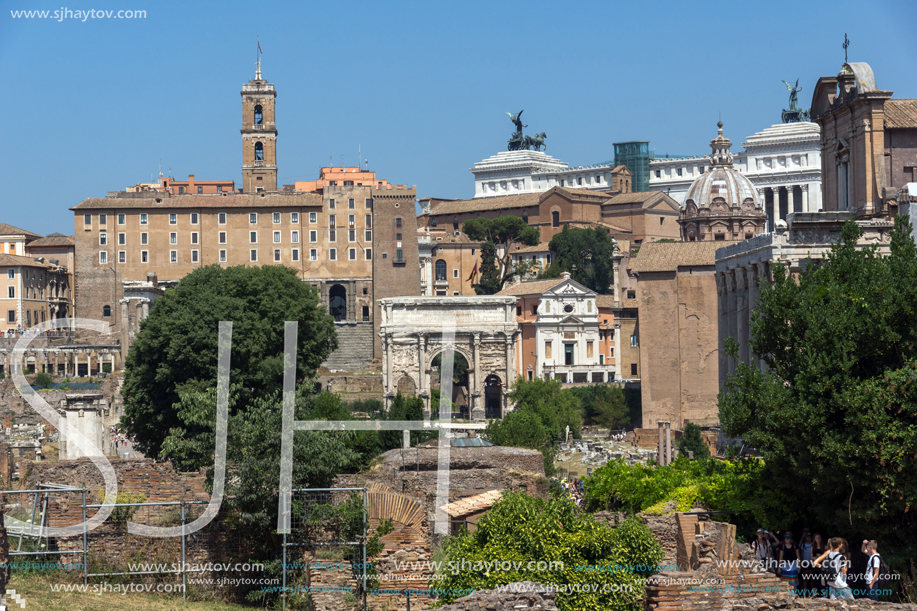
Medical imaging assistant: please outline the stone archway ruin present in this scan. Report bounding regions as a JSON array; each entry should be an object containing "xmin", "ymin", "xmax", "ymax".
[{"xmin": 378, "ymin": 296, "xmax": 519, "ymax": 420}]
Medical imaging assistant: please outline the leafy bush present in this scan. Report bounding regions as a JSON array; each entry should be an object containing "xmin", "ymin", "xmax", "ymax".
[
  {"xmin": 584, "ymin": 456, "xmax": 761, "ymax": 531},
  {"xmin": 567, "ymin": 385, "xmax": 631, "ymax": 429},
  {"xmin": 34, "ymin": 372, "xmax": 53, "ymax": 388},
  {"xmin": 98, "ymin": 489, "xmax": 148, "ymax": 523},
  {"xmin": 484, "ymin": 377, "xmax": 581, "ymax": 475},
  {"xmin": 675, "ymin": 422, "xmax": 709, "ymax": 459},
  {"xmin": 438, "ymin": 491, "xmax": 656, "ymax": 611}
]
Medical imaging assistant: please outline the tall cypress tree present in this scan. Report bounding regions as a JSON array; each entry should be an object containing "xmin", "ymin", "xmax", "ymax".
[{"xmin": 473, "ymin": 241, "xmax": 502, "ymax": 295}]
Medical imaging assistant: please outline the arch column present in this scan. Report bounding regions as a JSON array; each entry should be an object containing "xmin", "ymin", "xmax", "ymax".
[
  {"xmin": 801, "ymin": 184, "xmax": 809, "ymax": 212},
  {"xmin": 417, "ymin": 334, "xmax": 429, "ymax": 417},
  {"xmin": 471, "ymin": 333, "xmax": 483, "ymax": 421}
]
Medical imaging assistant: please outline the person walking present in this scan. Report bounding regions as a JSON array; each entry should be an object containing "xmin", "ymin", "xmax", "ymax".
[
  {"xmin": 751, "ymin": 529, "xmax": 775, "ymax": 570},
  {"xmin": 809, "ymin": 533, "xmax": 827, "ymax": 597},
  {"xmin": 776, "ymin": 532, "xmax": 802, "ymax": 591},
  {"xmin": 814, "ymin": 537, "xmax": 853, "ymax": 600},
  {"xmin": 861, "ymin": 540, "xmax": 882, "ymax": 601},
  {"xmin": 799, "ymin": 532, "xmax": 814, "ymax": 595}
]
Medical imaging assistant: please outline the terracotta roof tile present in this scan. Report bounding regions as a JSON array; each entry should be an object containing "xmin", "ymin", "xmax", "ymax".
[
  {"xmin": 885, "ymin": 99, "xmax": 917, "ymax": 129},
  {"xmin": 606, "ymin": 191, "xmax": 666, "ymax": 205},
  {"xmin": 426, "ymin": 193, "xmax": 543, "ymax": 216},
  {"xmin": 439, "ymin": 489, "xmax": 505, "ymax": 518},
  {"xmin": 630, "ymin": 241, "xmax": 733, "ymax": 273},
  {"xmin": 0, "ymin": 253, "xmax": 50, "ymax": 268},
  {"xmin": 0, "ymin": 223, "xmax": 41, "ymax": 238},
  {"xmin": 71, "ymin": 192, "xmax": 322, "ymax": 210},
  {"xmin": 511, "ymin": 242, "xmax": 552, "ymax": 254},
  {"xmin": 554, "ymin": 187, "xmax": 614, "ymax": 200},
  {"xmin": 596, "ymin": 295, "xmax": 617, "ymax": 308},
  {"xmin": 28, "ymin": 235, "xmax": 75, "ymax": 247},
  {"xmin": 496, "ymin": 277, "xmax": 566, "ymax": 296}
]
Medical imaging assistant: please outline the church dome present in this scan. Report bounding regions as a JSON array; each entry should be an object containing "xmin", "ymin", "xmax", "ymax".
[{"xmin": 683, "ymin": 122, "xmax": 758, "ymax": 209}]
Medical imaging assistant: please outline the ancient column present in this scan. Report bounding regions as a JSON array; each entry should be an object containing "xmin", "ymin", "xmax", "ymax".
[
  {"xmin": 665, "ymin": 421, "xmax": 672, "ymax": 464},
  {"xmin": 140, "ymin": 298, "xmax": 150, "ymax": 321},
  {"xmin": 746, "ymin": 265, "xmax": 761, "ymax": 370},
  {"xmin": 381, "ymin": 333, "xmax": 392, "ymax": 411},
  {"xmin": 657, "ymin": 421, "xmax": 665, "ymax": 466},
  {"xmin": 725, "ymin": 271, "xmax": 738, "ymax": 377},
  {"xmin": 471, "ymin": 333, "xmax": 483, "ymax": 420},
  {"xmin": 133, "ymin": 301, "xmax": 143, "ymax": 332},
  {"xmin": 801, "ymin": 184, "xmax": 809, "ymax": 212},
  {"xmin": 418, "ymin": 334, "xmax": 429, "ymax": 418},
  {"xmin": 736, "ymin": 268, "xmax": 749, "ymax": 367}
]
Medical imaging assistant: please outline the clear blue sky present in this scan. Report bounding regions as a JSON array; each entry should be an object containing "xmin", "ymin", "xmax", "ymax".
[{"xmin": 2, "ymin": 0, "xmax": 915, "ymax": 236}]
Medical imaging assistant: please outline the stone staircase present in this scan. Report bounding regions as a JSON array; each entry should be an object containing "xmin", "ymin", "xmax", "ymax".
[{"xmin": 322, "ymin": 322, "xmax": 374, "ymax": 372}]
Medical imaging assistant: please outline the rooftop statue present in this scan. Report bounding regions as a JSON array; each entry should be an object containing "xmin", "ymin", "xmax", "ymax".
[
  {"xmin": 506, "ymin": 110, "xmax": 546, "ymax": 152},
  {"xmin": 781, "ymin": 79, "xmax": 811, "ymax": 123}
]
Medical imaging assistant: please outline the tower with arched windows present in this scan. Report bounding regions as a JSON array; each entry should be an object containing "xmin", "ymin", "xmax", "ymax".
[{"xmin": 241, "ymin": 60, "xmax": 277, "ymax": 193}]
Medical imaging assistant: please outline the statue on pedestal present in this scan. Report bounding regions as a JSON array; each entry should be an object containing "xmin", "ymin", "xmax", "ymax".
[
  {"xmin": 781, "ymin": 79, "xmax": 811, "ymax": 123},
  {"xmin": 505, "ymin": 111, "xmax": 547, "ymax": 152}
]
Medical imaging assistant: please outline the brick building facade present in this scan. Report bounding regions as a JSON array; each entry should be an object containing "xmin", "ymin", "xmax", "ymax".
[{"xmin": 70, "ymin": 65, "xmax": 420, "ymax": 368}]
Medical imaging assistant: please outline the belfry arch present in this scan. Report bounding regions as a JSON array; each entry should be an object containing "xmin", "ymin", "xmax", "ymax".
[{"xmin": 378, "ymin": 296, "xmax": 519, "ymax": 420}]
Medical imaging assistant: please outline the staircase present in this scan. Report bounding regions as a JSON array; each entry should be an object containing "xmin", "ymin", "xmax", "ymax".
[{"xmin": 322, "ymin": 322, "xmax": 374, "ymax": 372}]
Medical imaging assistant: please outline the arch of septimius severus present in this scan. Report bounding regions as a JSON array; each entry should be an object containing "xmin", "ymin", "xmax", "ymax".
[{"xmin": 378, "ymin": 296, "xmax": 519, "ymax": 420}]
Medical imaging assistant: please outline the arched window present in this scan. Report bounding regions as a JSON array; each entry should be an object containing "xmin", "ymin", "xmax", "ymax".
[
  {"xmin": 522, "ymin": 211, "xmax": 529, "ymax": 224},
  {"xmin": 430, "ymin": 218, "xmax": 438, "ymax": 227},
  {"xmin": 254, "ymin": 142, "xmax": 264, "ymax": 161},
  {"xmin": 102, "ymin": 305, "xmax": 111, "ymax": 318},
  {"xmin": 552, "ymin": 211, "xmax": 560, "ymax": 227},
  {"xmin": 329, "ymin": 284, "xmax": 347, "ymax": 321},
  {"xmin": 452, "ymin": 217, "xmax": 459, "ymax": 231},
  {"xmin": 254, "ymin": 105, "xmax": 263, "ymax": 125},
  {"xmin": 435, "ymin": 259, "xmax": 447, "ymax": 282}
]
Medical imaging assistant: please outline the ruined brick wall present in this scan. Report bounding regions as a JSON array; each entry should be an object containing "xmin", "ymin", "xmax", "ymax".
[
  {"xmin": 422, "ymin": 582, "xmax": 558, "ymax": 611},
  {"xmin": 316, "ymin": 374, "xmax": 383, "ymax": 403}
]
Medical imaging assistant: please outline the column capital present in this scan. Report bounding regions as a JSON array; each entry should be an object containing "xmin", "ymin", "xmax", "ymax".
[
  {"xmin": 472, "ymin": 332, "xmax": 482, "ymax": 347},
  {"xmin": 746, "ymin": 265, "xmax": 759, "ymax": 288},
  {"xmin": 800, "ymin": 184, "xmax": 809, "ymax": 192}
]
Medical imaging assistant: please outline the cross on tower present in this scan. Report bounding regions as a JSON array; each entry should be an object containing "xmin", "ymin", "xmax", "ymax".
[{"xmin": 843, "ymin": 33, "xmax": 850, "ymax": 64}]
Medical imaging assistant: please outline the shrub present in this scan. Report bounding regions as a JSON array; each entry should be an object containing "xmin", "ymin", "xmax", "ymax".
[
  {"xmin": 438, "ymin": 491, "xmax": 654, "ymax": 611},
  {"xmin": 609, "ymin": 517, "xmax": 665, "ymax": 577},
  {"xmin": 34, "ymin": 372, "xmax": 53, "ymax": 388},
  {"xmin": 676, "ymin": 422, "xmax": 709, "ymax": 459}
]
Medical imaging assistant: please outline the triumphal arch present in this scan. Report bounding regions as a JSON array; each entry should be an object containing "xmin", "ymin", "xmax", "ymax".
[{"xmin": 378, "ymin": 296, "xmax": 519, "ymax": 420}]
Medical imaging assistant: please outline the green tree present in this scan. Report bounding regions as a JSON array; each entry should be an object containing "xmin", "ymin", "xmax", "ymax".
[
  {"xmin": 676, "ymin": 422, "xmax": 709, "ymax": 459},
  {"xmin": 380, "ymin": 392, "xmax": 436, "ymax": 449},
  {"xmin": 432, "ymin": 350, "xmax": 469, "ymax": 385},
  {"xmin": 120, "ymin": 264, "xmax": 336, "ymax": 461},
  {"xmin": 719, "ymin": 216, "xmax": 917, "ymax": 559},
  {"xmin": 548, "ymin": 226, "xmax": 616, "ymax": 294},
  {"xmin": 437, "ymin": 491, "xmax": 658, "ymax": 611},
  {"xmin": 473, "ymin": 241, "xmax": 503, "ymax": 295},
  {"xmin": 484, "ymin": 377, "xmax": 582, "ymax": 474},
  {"xmin": 464, "ymin": 217, "xmax": 540, "ymax": 291},
  {"xmin": 567, "ymin": 384, "xmax": 631, "ymax": 429}
]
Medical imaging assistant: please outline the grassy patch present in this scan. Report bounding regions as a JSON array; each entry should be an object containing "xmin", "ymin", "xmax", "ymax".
[{"xmin": 7, "ymin": 573, "xmax": 256, "ymax": 611}]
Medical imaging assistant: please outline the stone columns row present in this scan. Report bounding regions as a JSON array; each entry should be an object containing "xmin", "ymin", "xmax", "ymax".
[
  {"xmin": 717, "ymin": 264, "xmax": 767, "ymax": 390},
  {"xmin": 760, "ymin": 185, "xmax": 812, "ymax": 231},
  {"xmin": 657, "ymin": 421, "xmax": 673, "ymax": 466}
]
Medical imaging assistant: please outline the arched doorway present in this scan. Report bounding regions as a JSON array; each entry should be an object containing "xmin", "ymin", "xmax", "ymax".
[
  {"xmin": 484, "ymin": 375, "xmax": 503, "ymax": 419},
  {"xmin": 431, "ymin": 351, "xmax": 470, "ymax": 418},
  {"xmin": 329, "ymin": 284, "xmax": 347, "ymax": 321},
  {"xmin": 397, "ymin": 375, "xmax": 416, "ymax": 397}
]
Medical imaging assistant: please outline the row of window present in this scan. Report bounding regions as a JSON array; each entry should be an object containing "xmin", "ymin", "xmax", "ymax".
[
  {"xmin": 7, "ymin": 286, "xmax": 46, "ymax": 299},
  {"xmin": 6, "ymin": 269, "xmax": 43, "ymax": 282},
  {"xmin": 5, "ymin": 309, "xmax": 46, "ymax": 326},
  {"xmin": 82, "ymin": 209, "xmax": 382, "ymax": 228},
  {"xmin": 99, "ymin": 248, "xmax": 374, "ymax": 265},
  {"xmin": 98, "ymin": 229, "xmax": 376, "ymax": 248}
]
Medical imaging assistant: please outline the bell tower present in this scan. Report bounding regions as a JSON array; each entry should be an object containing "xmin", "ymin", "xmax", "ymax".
[{"xmin": 241, "ymin": 60, "xmax": 277, "ymax": 193}]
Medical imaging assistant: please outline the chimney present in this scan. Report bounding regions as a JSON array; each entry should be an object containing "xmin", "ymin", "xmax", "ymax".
[
  {"xmin": 561, "ymin": 271, "xmax": 571, "ymax": 280},
  {"xmin": 147, "ymin": 272, "xmax": 158, "ymax": 288}
]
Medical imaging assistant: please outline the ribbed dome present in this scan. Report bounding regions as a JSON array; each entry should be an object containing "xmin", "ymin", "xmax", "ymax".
[{"xmin": 684, "ymin": 122, "xmax": 758, "ymax": 209}]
